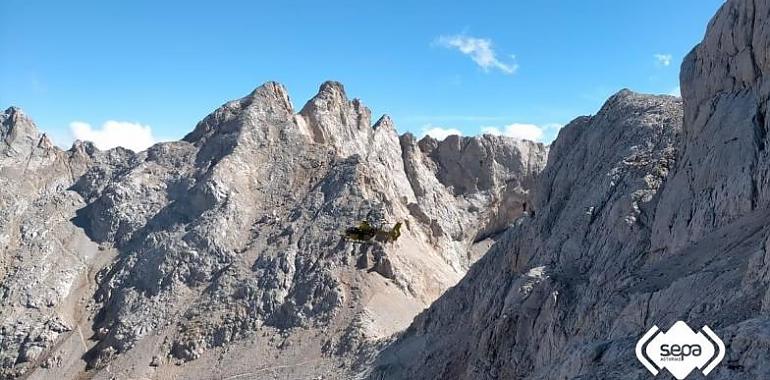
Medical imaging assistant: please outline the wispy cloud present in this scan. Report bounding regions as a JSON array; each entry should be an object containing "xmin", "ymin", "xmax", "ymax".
[
  {"xmin": 482, "ymin": 124, "xmax": 542, "ymax": 141},
  {"xmin": 406, "ymin": 115, "xmax": 510, "ymax": 123},
  {"xmin": 481, "ymin": 123, "xmax": 563, "ymax": 142},
  {"xmin": 421, "ymin": 124, "xmax": 463, "ymax": 140},
  {"xmin": 654, "ymin": 53, "xmax": 673, "ymax": 67},
  {"xmin": 668, "ymin": 86, "xmax": 681, "ymax": 97},
  {"xmin": 436, "ymin": 34, "xmax": 518, "ymax": 74},
  {"xmin": 70, "ymin": 120, "xmax": 157, "ymax": 152},
  {"xmin": 542, "ymin": 123, "xmax": 565, "ymax": 132}
]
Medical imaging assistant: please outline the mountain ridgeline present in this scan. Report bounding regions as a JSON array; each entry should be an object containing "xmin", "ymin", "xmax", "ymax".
[
  {"xmin": 0, "ymin": 81, "xmax": 544, "ymax": 379},
  {"xmin": 3, "ymin": 0, "xmax": 770, "ymax": 378},
  {"xmin": 370, "ymin": 0, "xmax": 770, "ymax": 378}
]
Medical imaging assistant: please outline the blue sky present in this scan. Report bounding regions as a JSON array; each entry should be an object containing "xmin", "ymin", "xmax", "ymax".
[{"xmin": 1, "ymin": 0, "xmax": 724, "ymax": 150}]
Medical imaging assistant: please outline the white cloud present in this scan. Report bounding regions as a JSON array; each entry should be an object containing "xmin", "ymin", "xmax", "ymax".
[
  {"xmin": 70, "ymin": 120, "xmax": 156, "ymax": 152},
  {"xmin": 654, "ymin": 53, "xmax": 673, "ymax": 67},
  {"xmin": 542, "ymin": 123, "xmax": 564, "ymax": 132},
  {"xmin": 481, "ymin": 123, "xmax": 544, "ymax": 141},
  {"xmin": 422, "ymin": 124, "xmax": 463, "ymax": 140},
  {"xmin": 436, "ymin": 34, "xmax": 518, "ymax": 74},
  {"xmin": 406, "ymin": 115, "xmax": 508, "ymax": 122},
  {"xmin": 480, "ymin": 126, "xmax": 504, "ymax": 135},
  {"xmin": 668, "ymin": 86, "xmax": 681, "ymax": 97}
]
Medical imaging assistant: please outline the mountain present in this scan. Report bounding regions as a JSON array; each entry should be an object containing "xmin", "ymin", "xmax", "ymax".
[
  {"xmin": 6, "ymin": 0, "xmax": 770, "ymax": 378},
  {"xmin": 369, "ymin": 0, "xmax": 770, "ymax": 378},
  {"xmin": 0, "ymin": 82, "xmax": 545, "ymax": 379}
]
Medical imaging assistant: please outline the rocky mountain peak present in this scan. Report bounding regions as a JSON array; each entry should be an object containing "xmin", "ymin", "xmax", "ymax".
[
  {"xmin": 2, "ymin": 106, "xmax": 35, "ymax": 136},
  {"xmin": 1, "ymin": 106, "xmax": 45, "ymax": 156},
  {"xmin": 373, "ymin": 114, "xmax": 395, "ymax": 131},
  {"xmin": 301, "ymin": 80, "xmax": 359, "ymax": 115},
  {"xmin": 183, "ymin": 80, "xmax": 389, "ymax": 161},
  {"xmin": 246, "ymin": 80, "xmax": 294, "ymax": 114},
  {"xmin": 298, "ymin": 80, "xmax": 379, "ymax": 156},
  {"xmin": 2, "ymin": 106, "xmax": 25, "ymax": 123},
  {"xmin": 4, "ymin": 1, "xmax": 769, "ymax": 379},
  {"xmin": 681, "ymin": 0, "xmax": 770, "ymax": 131},
  {"xmin": 596, "ymin": 88, "xmax": 677, "ymax": 114},
  {"xmin": 0, "ymin": 78, "xmax": 550, "ymax": 379},
  {"xmin": 371, "ymin": 1, "xmax": 770, "ymax": 379},
  {"xmin": 652, "ymin": 0, "xmax": 770, "ymax": 252},
  {"xmin": 183, "ymin": 81, "xmax": 294, "ymax": 146},
  {"xmin": 37, "ymin": 134, "xmax": 54, "ymax": 150},
  {"xmin": 317, "ymin": 79, "xmax": 347, "ymax": 98},
  {"xmin": 69, "ymin": 139, "xmax": 99, "ymax": 156}
]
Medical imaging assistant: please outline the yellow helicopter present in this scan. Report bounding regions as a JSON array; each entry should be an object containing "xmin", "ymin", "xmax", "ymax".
[{"xmin": 344, "ymin": 219, "xmax": 402, "ymax": 243}]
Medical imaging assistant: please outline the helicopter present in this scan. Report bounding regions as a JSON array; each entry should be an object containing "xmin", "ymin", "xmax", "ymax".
[
  {"xmin": 344, "ymin": 220, "xmax": 402, "ymax": 243},
  {"xmin": 344, "ymin": 209, "xmax": 402, "ymax": 243}
]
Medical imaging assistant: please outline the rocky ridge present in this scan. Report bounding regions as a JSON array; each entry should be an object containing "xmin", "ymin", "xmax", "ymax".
[
  {"xmin": 0, "ymin": 82, "xmax": 545, "ymax": 379},
  {"xmin": 370, "ymin": 0, "xmax": 770, "ymax": 379}
]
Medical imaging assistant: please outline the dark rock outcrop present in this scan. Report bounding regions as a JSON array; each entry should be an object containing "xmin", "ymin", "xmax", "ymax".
[{"xmin": 370, "ymin": 1, "xmax": 770, "ymax": 379}]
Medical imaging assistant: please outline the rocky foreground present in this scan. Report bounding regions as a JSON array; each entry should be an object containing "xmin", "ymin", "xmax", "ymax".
[
  {"xmin": 369, "ymin": 0, "xmax": 770, "ymax": 378},
  {"xmin": 0, "ymin": 81, "xmax": 544, "ymax": 379}
]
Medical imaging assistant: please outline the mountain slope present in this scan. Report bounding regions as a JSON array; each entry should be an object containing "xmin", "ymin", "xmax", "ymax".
[
  {"xmin": 370, "ymin": 0, "xmax": 770, "ymax": 378},
  {"xmin": 0, "ymin": 82, "xmax": 546, "ymax": 379}
]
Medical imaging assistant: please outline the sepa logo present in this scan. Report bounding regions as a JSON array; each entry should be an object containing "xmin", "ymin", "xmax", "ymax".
[{"xmin": 635, "ymin": 321, "xmax": 725, "ymax": 379}]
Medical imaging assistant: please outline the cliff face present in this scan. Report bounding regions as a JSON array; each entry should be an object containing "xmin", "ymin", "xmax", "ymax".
[
  {"xmin": 371, "ymin": 90, "xmax": 687, "ymax": 380},
  {"xmin": 0, "ymin": 107, "xmax": 105, "ymax": 378},
  {"xmin": 653, "ymin": 0, "xmax": 770, "ymax": 253},
  {"xmin": 0, "ymin": 83, "xmax": 545, "ymax": 379},
  {"xmin": 371, "ymin": 0, "xmax": 770, "ymax": 379},
  {"xmin": 8, "ymin": 2, "xmax": 768, "ymax": 378}
]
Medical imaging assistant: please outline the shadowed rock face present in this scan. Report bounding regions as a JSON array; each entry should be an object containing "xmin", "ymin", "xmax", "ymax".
[
  {"xmin": 0, "ymin": 108, "xmax": 108, "ymax": 378},
  {"xmin": 0, "ymin": 81, "xmax": 545, "ymax": 379},
  {"xmin": 653, "ymin": 0, "xmax": 770, "ymax": 253},
  {"xmin": 10, "ymin": 1, "xmax": 768, "ymax": 378},
  {"xmin": 370, "ymin": 0, "xmax": 770, "ymax": 379},
  {"xmin": 370, "ymin": 89, "xmax": 686, "ymax": 380}
]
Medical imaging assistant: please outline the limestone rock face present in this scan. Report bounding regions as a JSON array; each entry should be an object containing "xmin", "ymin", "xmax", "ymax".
[
  {"xmin": 654, "ymin": 0, "xmax": 770, "ymax": 253},
  {"xmin": 400, "ymin": 133, "xmax": 545, "ymax": 267},
  {"xmin": 0, "ymin": 108, "xmax": 104, "ymax": 378},
  {"xmin": 297, "ymin": 81, "xmax": 378, "ymax": 158},
  {"xmin": 370, "ymin": 0, "xmax": 770, "ymax": 379},
  {"xmin": 371, "ymin": 90, "xmax": 686, "ymax": 380},
  {"xmin": 0, "ymin": 81, "xmax": 545, "ymax": 379}
]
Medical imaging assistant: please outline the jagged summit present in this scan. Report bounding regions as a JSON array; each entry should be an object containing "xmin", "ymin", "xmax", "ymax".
[
  {"xmin": 372, "ymin": 114, "xmax": 395, "ymax": 131},
  {"xmin": 599, "ymin": 88, "xmax": 680, "ymax": 112},
  {"xmin": 4, "ymin": 0, "xmax": 770, "ymax": 378},
  {"xmin": 371, "ymin": 84, "xmax": 686, "ymax": 380},
  {"xmin": 370, "ymin": 0, "xmax": 770, "ymax": 379},
  {"xmin": 0, "ymin": 75, "xmax": 547, "ymax": 378},
  {"xmin": 2, "ymin": 106, "xmax": 25, "ymax": 119},
  {"xmin": 2, "ymin": 106, "xmax": 36, "ymax": 137},
  {"xmin": 317, "ymin": 79, "xmax": 347, "ymax": 96},
  {"xmin": 245, "ymin": 80, "xmax": 294, "ymax": 113},
  {"xmin": 653, "ymin": 0, "xmax": 770, "ymax": 253},
  {"xmin": 183, "ymin": 80, "xmax": 392, "ymax": 157},
  {"xmin": 297, "ymin": 80, "xmax": 383, "ymax": 156},
  {"xmin": 182, "ymin": 81, "xmax": 295, "ymax": 145},
  {"xmin": 1, "ymin": 106, "xmax": 47, "ymax": 157},
  {"xmin": 681, "ymin": 0, "xmax": 770, "ymax": 128}
]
